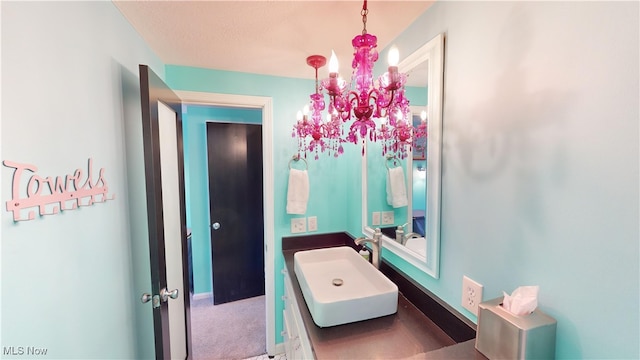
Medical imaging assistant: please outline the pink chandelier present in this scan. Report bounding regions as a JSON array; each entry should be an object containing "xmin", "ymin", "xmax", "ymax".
[
  {"xmin": 293, "ymin": 0, "xmax": 426, "ymax": 160},
  {"xmin": 292, "ymin": 55, "xmax": 345, "ymax": 160}
]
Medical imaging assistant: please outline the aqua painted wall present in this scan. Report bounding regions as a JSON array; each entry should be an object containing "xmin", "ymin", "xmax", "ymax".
[
  {"xmin": 166, "ymin": 65, "xmax": 364, "ymax": 343},
  {"xmin": 2, "ymin": 2, "xmax": 165, "ymax": 358},
  {"xmin": 387, "ymin": 2, "xmax": 639, "ymax": 359},
  {"xmin": 404, "ymin": 85, "xmax": 428, "ymax": 109},
  {"xmin": 182, "ymin": 105, "xmax": 262, "ymax": 294}
]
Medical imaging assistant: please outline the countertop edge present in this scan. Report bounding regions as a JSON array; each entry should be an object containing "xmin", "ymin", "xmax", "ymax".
[{"xmin": 282, "ymin": 232, "xmax": 487, "ymax": 360}]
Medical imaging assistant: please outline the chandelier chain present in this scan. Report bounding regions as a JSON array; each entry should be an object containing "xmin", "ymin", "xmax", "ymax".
[{"xmin": 361, "ymin": 0, "xmax": 368, "ymax": 35}]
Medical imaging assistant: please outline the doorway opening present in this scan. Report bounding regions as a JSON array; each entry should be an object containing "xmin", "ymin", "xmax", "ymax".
[
  {"xmin": 177, "ymin": 93, "xmax": 275, "ymax": 358},
  {"xmin": 194, "ymin": 112, "xmax": 265, "ymax": 359}
]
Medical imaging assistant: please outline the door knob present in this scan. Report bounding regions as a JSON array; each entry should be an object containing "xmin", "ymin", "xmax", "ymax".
[
  {"xmin": 160, "ymin": 288, "xmax": 179, "ymax": 302},
  {"xmin": 141, "ymin": 293, "xmax": 161, "ymax": 308},
  {"xmin": 141, "ymin": 293, "xmax": 152, "ymax": 303},
  {"xmin": 212, "ymin": 222, "xmax": 220, "ymax": 230}
]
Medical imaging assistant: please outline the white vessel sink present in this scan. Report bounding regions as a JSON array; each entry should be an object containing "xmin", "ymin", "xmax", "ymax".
[{"xmin": 293, "ymin": 246, "xmax": 398, "ymax": 327}]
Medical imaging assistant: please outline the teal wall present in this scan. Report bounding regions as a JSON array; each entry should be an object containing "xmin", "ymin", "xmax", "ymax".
[
  {"xmin": 387, "ymin": 1, "xmax": 639, "ymax": 359},
  {"xmin": 404, "ymin": 85, "xmax": 428, "ymax": 109},
  {"xmin": 182, "ymin": 105, "xmax": 262, "ymax": 294},
  {"xmin": 165, "ymin": 65, "xmax": 364, "ymax": 342},
  {"xmin": 1, "ymin": 2, "xmax": 164, "ymax": 358}
]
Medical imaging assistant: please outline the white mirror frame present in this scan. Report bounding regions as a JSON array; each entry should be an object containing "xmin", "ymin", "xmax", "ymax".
[{"xmin": 362, "ymin": 33, "xmax": 444, "ymax": 278}]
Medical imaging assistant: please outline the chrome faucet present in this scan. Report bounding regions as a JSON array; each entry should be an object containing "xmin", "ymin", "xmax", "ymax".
[
  {"xmin": 395, "ymin": 223, "xmax": 422, "ymax": 245},
  {"xmin": 402, "ymin": 232, "xmax": 422, "ymax": 245},
  {"xmin": 355, "ymin": 228, "xmax": 382, "ymax": 269}
]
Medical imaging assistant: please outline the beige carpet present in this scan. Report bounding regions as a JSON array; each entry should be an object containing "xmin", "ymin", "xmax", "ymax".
[{"xmin": 191, "ymin": 295, "xmax": 266, "ymax": 360}]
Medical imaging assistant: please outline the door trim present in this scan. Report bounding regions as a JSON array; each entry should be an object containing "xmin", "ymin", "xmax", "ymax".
[{"xmin": 175, "ymin": 90, "xmax": 275, "ymax": 355}]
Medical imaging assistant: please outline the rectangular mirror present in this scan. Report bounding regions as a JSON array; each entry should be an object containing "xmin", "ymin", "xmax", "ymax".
[{"xmin": 362, "ymin": 33, "xmax": 444, "ymax": 278}]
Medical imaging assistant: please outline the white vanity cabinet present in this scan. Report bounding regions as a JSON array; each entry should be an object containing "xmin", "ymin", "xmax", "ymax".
[{"xmin": 282, "ymin": 268, "xmax": 314, "ymax": 360}]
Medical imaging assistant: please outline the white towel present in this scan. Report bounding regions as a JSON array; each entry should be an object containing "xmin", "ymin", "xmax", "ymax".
[
  {"xmin": 286, "ymin": 168, "xmax": 309, "ymax": 214},
  {"xmin": 386, "ymin": 167, "xmax": 408, "ymax": 208}
]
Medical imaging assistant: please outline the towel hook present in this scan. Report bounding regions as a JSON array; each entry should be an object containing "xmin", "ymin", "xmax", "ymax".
[{"xmin": 288, "ymin": 155, "xmax": 308, "ymax": 170}]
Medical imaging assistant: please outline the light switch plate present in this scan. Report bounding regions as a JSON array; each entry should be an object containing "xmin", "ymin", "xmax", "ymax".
[
  {"xmin": 372, "ymin": 212, "xmax": 381, "ymax": 225},
  {"xmin": 291, "ymin": 218, "xmax": 306, "ymax": 233},
  {"xmin": 381, "ymin": 211, "xmax": 394, "ymax": 225},
  {"xmin": 307, "ymin": 216, "xmax": 318, "ymax": 232}
]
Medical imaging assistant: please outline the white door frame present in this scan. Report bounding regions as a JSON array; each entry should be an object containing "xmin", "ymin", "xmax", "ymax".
[{"xmin": 175, "ymin": 90, "xmax": 275, "ymax": 355}]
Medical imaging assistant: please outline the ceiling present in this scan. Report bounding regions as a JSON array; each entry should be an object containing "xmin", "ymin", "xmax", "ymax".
[{"xmin": 113, "ymin": 1, "xmax": 434, "ymax": 85}]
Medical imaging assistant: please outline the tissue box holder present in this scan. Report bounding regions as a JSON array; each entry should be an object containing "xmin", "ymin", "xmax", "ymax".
[{"xmin": 475, "ymin": 297, "xmax": 557, "ymax": 359}]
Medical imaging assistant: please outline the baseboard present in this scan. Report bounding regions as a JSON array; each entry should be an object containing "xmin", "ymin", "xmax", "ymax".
[
  {"xmin": 192, "ymin": 291, "xmax": 213, "ymax": 301},
  {"xmin": 270, "ymin": 342, "xmax": 285, "ymax": 357}
]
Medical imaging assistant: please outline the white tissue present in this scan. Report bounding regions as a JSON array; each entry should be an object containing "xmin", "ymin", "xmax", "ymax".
[{"xmin": 502, "ymin": 285, "xmax": 539, "ymax": 316}]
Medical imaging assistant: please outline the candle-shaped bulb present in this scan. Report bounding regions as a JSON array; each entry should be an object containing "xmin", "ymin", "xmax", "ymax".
[
  {"xmin": 326, "ymin": 50, "xmax": 342, "ymax": 96},
  {"xmin": 388, "ymin": 46, "xmax": 399, "ymax": 67},
  {"xmin": 329, "ymin": 50, "xmax": 339, "ymax": 74},
  {"xmin": 385, "ymin": 46, "xmax": 401, "ymax": 90},
  {"xmin": 303, "ymin": 104, "xmax": 310, "ymax": 116},
  {"xmin": 296, "ymin": 110, "xmax": 303, "ymax": 121},
  {"xmin": 420, "ymin": 110, "xmax": 427, "ymax": 121}
]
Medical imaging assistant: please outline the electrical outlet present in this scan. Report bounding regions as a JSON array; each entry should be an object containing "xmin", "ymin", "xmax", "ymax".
[
  {"xmin": 291, "ymin": 218, "xmax": 306, "ymax": 233},
  {"xmin": 462, "ymin": 276, "xmax": 484, "ymax": 316},
  {"xmin": 307, "ymin": 216, "xmax": 318, "ymax": 232},
  {"xmin": 371, "ymin": 212, "xmax": 381, "ymax": 225},
  {"xmin": 381, "ymin": 211, "xmax": 394, "ymax": 225}
]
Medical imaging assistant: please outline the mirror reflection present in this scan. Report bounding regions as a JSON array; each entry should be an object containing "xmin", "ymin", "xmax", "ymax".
[
  {"xmin": 366, "ymin": 107, "xmax": 427, "ymax": 258},
  {"xmin": 362, "ymin": 33, "xmax": 444, "ymax": 278}
]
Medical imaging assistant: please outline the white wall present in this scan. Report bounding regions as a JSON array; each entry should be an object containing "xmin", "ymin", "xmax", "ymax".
[
  {"xmin": 2, "ymin": 2, "xmax": 164, "ymax": 358},
  {"xmin": 387, "ymin": 1, "xmax": 639, "ymax": 358}
]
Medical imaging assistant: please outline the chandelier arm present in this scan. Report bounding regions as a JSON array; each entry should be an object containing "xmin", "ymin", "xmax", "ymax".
[
  {"xmin": 368, "ymin": 87, "xmax": 396, "ymax": 110},
  {"xmin": 366, "ymin": 87, "xmax": 395, "ymax": 113},
  {"xmin": 383, "ymin": 89, "xmax": 397, "ymax": 109},
  {"xmin": 347, "ymin": 90, "xmax": 361, "ymax": 106},
  {"xmin": 367, "ymin": 87, "xmax": 379, "ymax": 103},
  {"xmin": 328, "ymin": 90, "xmax": 361, "ymax": 116}
]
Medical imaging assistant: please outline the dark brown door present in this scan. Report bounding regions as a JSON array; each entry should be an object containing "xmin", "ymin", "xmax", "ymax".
[
  {"xmin": 139, "ymin": 64, "xmax": 191, "ymax": 359},
  {"xmin": 207, "ymin": 122, "xmax": 265, "ymax": 305}
]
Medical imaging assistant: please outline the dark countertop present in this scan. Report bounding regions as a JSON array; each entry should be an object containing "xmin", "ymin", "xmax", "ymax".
[{"xmin": 282, "ymin": 232, "xmax": 488, "ymax": 360}]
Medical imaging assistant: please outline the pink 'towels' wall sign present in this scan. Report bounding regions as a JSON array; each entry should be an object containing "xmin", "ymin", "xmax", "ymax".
[{"xmin": 3, "ymin": 158, "xmax": 115, "ymax": 221}]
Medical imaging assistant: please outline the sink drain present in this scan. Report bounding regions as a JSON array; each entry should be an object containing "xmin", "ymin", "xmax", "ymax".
[{"xmin": 332, "ymin": 278, "xmax": 344, "ymax": 286}]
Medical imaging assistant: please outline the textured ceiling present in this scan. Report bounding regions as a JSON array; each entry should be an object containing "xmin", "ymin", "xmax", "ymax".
[{"xmin": 113, "ymin": 1, "xmax": 434, "ymax": 83}]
